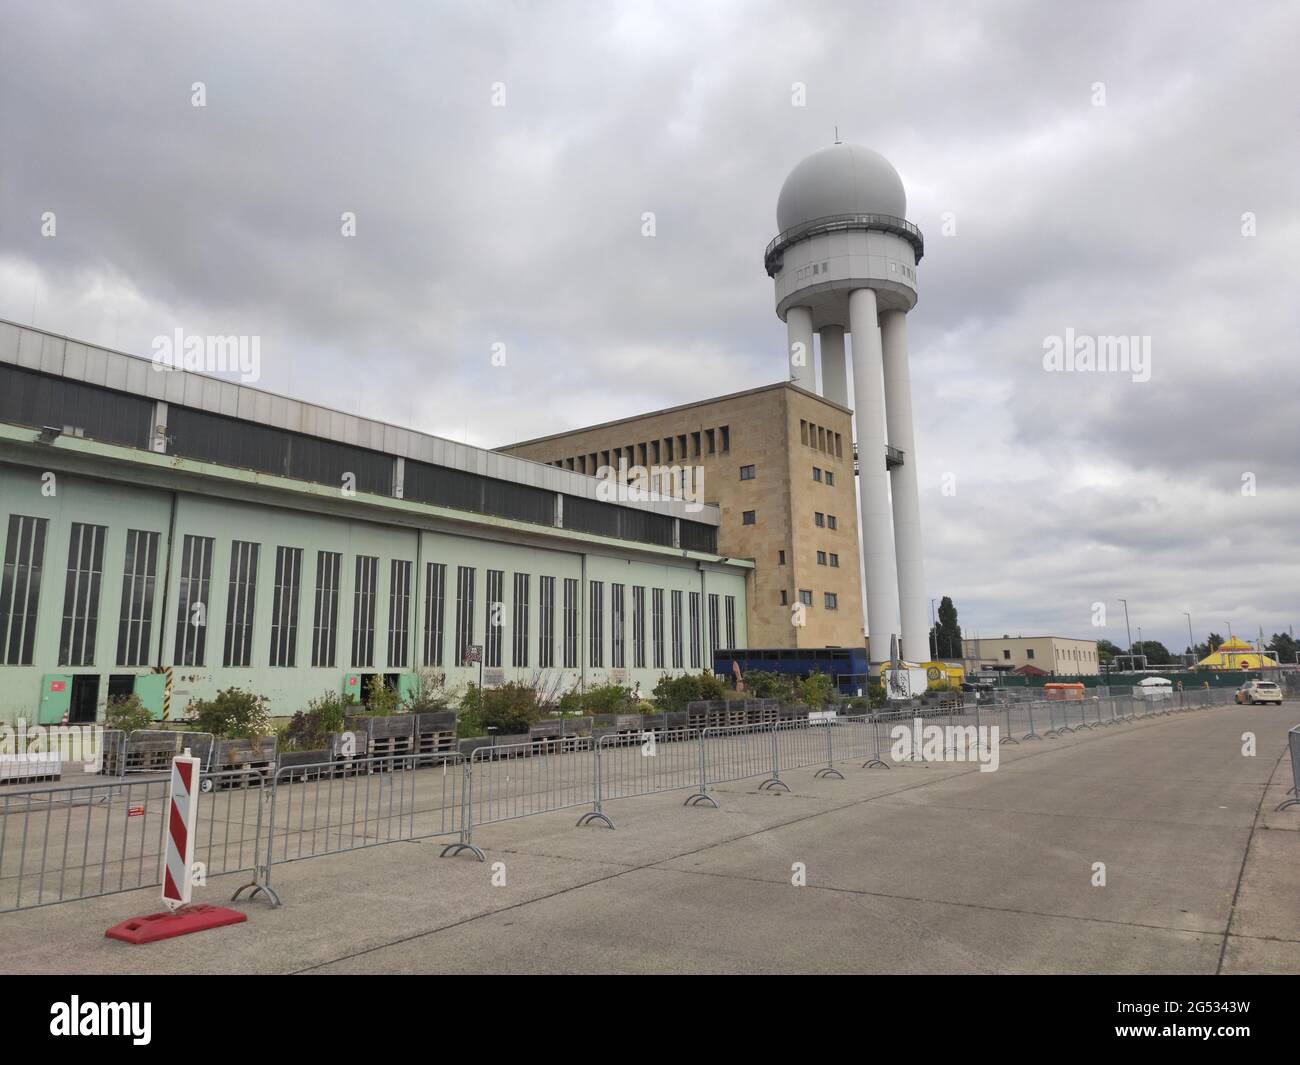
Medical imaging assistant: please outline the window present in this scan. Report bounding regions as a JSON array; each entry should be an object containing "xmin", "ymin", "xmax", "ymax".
[
  {"xmin": 269, "ymin": 547, "xmax": 304, "ymax": 668},
  {"xmin": 817, "ymin": 551, "xmax": 827, "ymax": 566},
  {"xmin": 689, "ymin": 591, "xmax": 701, "ymax": 668},
  {"xmin": 720, "ymin": 426, "xmax": 730, "ymax": 452},
  {"xmin": 59, "ymin": 522, "xmax": 106, "ymax": 667},
  {"xmin": 652, "ymin": 588, "xmax": 665, "ymax": 668},
  {"xmin": 611, "ymin": 583, "xmax": 625, "ymax": 669},
  {"xmin": 117, "ymin": 529, "xmax": 159, "ymax": 667},
  {"xmin": 312, "ymin": 551, "xmax": 342, "ymax": 668},
  {"xmin": 829, "ymin": 553, "xmax": 839, "ymax": 568},
  {"xmin": 562, "ymin": 577, "xmax": 578, "ymax": 668},
  {"xmin": 708, "ymin": 593, "xmax": 720, "ymax": 659},
  {"xmin": 173, "ymin": 534, "xmax": 214, "ymax": 667},
  {"xmin": 632, "ymin": 586, "xmax": 646, "ymax": 669},
  {"xmin": 485, "ymin": 569, "xmax": 504, "ymax": 668},
  {"xmin": 1027, "ymin": 648, "xmax": 1035, "ymax": 660},
  {"xmin": 670, "ymin": 590, "xmax": 683, "ymax": 668},
  {"xmin": 778, "ymin": 550, "xmax": 786, "ymax": 565},
  {"xmin": 825, "ymin": 471, "xmax": 834, "ymax": 487},
  {"xmin": 351, "ymin": 555, "xmax": 378, "ymax": 668},
  {"xmin": 512, "ymin": 573, "xmax": 530, "ymax": 668},
  {"xmin": 814, "ymin": 512, "xmax": 825, "ymax": 527},
  {"xmin": 589, "ymin": 580, "xmax": 604, "ymax": 667},
  {"xmin": 1002, "ymin": 649, "xmax": 1011, "ymax": 660},
  {"xmin": 422, "ymin": 561, "xmax": 446, "ymax": 667},
  {"xmin": 828, "ymin": 515, "xmax": 838, "ymax": 530},
  {"xmin": 824, "ymin": 592, "xmax": 838, "ymax": 610},
  {"xmin": 387, "ymin": 559, "xmax": 411, "ymax": 669},
  {"xmin": 780, "ymin": 590, "xmax": 788, "ymax": 606},
  {"xmin": 705, "ymin": 428, "xmax": 716, "ymax": 454},
  {"xmin": 691, "ymin": 432, "xmax": 701, "ymax": 457},
  {"xmin": 739, "ymin": 465, "xmax": 755, "ymax": 481},
  {"xmin": 742, "ymin": 510, "xmax": 756, "ymax": 525},
  {"xmin": 799, "ymin": 589, "xmax": 813, "ymax": 606},
  {"xmin": 813, "ymin": 467, "xmax": 822, "ymax": 482},
  {"xmin": 800, "ymin": 421, "xmax": 809, "ymax": 446},
  {"xmin": 725, "ymin": 595, "xmax": 736, "ymax": 649},
  {"xmin": 835, "ymin": 433, "xmax": 843, "ymax": 458},
  {"xmin": 455, "ymin": 566, "xmax": 476, "ymax": 665},
  {"xmin": 538, "ymin": 575, "xmax": 555, "ymax": 668}
]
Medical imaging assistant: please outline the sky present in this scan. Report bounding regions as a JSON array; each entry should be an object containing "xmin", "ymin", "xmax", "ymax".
[{"xmin": 1, "ymin": 0, "xmax": 1296, "ymax": 655}]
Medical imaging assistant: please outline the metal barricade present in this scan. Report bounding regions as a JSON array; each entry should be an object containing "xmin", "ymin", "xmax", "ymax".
[
  {"xmin": 1274, "ymin": 726, "xmax": 1299, "ymax": 813},
  {"xmin": 691, "ymin": 724, "xmax": 774, "ymax": 807},
  {"xmin": 584, "ymin": 727, "xmax": 700, "ymax": 826},
  {"xmin": 0, "ymin": 766, "xmax": 264, "ymax": 912},
  {"xmin": 466, "ymin": 739, "xmax": 595, "ymax": 831}
]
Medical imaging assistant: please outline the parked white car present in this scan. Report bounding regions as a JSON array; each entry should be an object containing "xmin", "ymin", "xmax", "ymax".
[{"xmin": 1235, "ymin": 680, "xmax": 1283, "ymax": 705}]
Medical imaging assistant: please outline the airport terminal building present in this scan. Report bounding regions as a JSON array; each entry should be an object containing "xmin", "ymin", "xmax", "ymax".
[{"xmin": 0, "ymin": 320, "xmax": 749, "ymax": 724}]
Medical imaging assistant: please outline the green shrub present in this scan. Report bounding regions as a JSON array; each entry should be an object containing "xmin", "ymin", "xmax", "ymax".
[
  {"xmin": 457, "ymin": 682, "xmax": 542, "ymax": 737},
  {"xmin": 402, "ymin": 669, "xmax": 452, "ymax": 713},
  {"xmin": 741, "ymin": 670, "xmax": 797, "ymax": 701},
  {"xmin": 555, "ymin": 683, "xmax": 633, "ymax": 715},
  {"xmin": 105, "ymin": 693, "xmax": 153, "ymax": 733},
  {"xmin": 651, "ymin": 671, "xmax": 725, "ymax": 713},
  {"xmin": 280, "ymin": 691, "xmax": 354, "ymax": 752},
  {"xmin": 798, "ymin": 672, "xmax": 836, "ymax": 707},
  {"xmin": 186, "ymin": 688, "xmax": 273, "ymax": 739}
]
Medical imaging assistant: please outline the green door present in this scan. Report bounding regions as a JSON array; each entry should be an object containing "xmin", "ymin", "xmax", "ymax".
[
  {"xmin": 397, "ymin": 672, "xmax": 420, "ymax": 706},
  {"xmin": 133, "ymin": 674, "xmax": 167, "ymax": 721},
  {"xmin": 38, "ymin": 674, "xmax": 72, "ymax": 725}
]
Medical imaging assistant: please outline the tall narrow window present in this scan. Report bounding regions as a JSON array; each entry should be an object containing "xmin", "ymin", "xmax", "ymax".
[
  {"xmin": 59, "ymin": 522, "xmax": 106, "ymax": 667},
  {"xmin": 117, "ymin": 529, "xmax": 159, "ymax": 667},
  {"xmin": 539, "ymin": 575, "xmax": 555, "ymax": 668},
  {"xmin": 388, "ymin": 559, "xmax": 412, "ymax": 669},
  {"xmin": 485, "ymin": 569, "xmax": 504, "ymax": 668},
  {"xmin": 1, "ymin": 515, "xmax": 48, "ymax": 666},
  {"xmin": 422, "ymin": 562, "xmax": 446, "ymax": 667},
  {"xmin": 611, "ymin": 583, "xmax": 625, "ymax": 669},
  {"xmin": 632, "ymin": 586, "xmax": 646, "ymax": 669},
  {"xmin": 512, "ymin": 572, "xmax": 530, "ymax": 668},
  {"xmin": 725, "ymin": 595, "xmax": 737, "ymax": 650},
  {"xmin": 562, "ymin": 577, "xmax": 578, "ymax": 668},
  {"xmin": 688, "ymin": 591, "xmax": 701, "ymax": 668},
  {"xmin": 174, "ymin": 534, "xmax": 213, "ymax": 667},
  {"xmin": 651, "ymin": 588, "xmax": 665, "ymax": 669},
  {"xmin": 589, "ymin": 580, "xmax": 604, "ymax": 667},
  {"xmin": 269, "ymin": 546, "xmax": 303, "ymax": 668},
  {"xmin": 455, "ymin": 566, "xmax": 476, "ymax": 665},
  {"xmin": 351, "ymin": 555, "xmax": 378, "ymax": 668},
  {"xmin": 670, "ymin": 590, "xmax": 683, "ymax": 668},
  {"xmin": 312, "ymin": 551, "xmax": 341, "ymax": 668},
  {"xmin": 223, "ymin": 541, "xmax": 260, "ymax": 669},
  {"xmin": 708, "ymin": 593, "xmax": 721, "ymax": 658}
]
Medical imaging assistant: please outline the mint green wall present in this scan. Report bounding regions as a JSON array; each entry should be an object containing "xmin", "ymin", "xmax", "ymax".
[{"xmin": 0, "ymin": 461, "xmax": 748, "ymax": 722}]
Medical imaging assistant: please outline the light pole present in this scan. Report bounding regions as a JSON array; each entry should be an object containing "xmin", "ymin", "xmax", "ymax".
[
  {"xmin": 1119, "ymin": 599, "xmax": 1133, "ymax": 657},
  {"xmin": 930, "ymin": 598, "xmax": 937, "ymax": 660},
  {"xmin": 1183, "ymin": 612, "xmax": 1194, "ymax": 664}
]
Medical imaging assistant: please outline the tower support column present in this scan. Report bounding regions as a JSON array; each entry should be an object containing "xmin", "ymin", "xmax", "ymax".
[
  {"xmin": 818, "ymin": 325, "xmax": 848, "ymax": 407},
  {"xmin": 848, "ymin": 288, "xmax": 898, "ymax": 662},
  {"xmin": 881, "ymin": 310, "xmax": 928, "ymax": 663},
  {"xmin": 785, "ymin": 306, "xmax": 816, "ymax": 390}
]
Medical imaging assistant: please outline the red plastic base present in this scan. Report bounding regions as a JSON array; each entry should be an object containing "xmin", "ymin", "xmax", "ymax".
[{"xmin": 105, "ymin": 904, "xmax": 247, "ymax": 944}]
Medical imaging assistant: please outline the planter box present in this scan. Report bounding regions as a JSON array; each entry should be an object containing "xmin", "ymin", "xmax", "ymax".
[
  {"xmin": 345, "ymin": 714, "xmax": 415, "ymax": 760},
  {"xmin": 276, "ymin": 748, "xmax": 332, "ymax": 782}
]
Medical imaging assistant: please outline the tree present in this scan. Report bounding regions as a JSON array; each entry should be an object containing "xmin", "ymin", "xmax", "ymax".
[
  {"xmin": 1096, "ymin": 638, "xmax": 1122, "ymax": 665},
  {"xmin": 1194, "ymin": 633, "xmax": 1224, "ymax": 658},
  {"xmin": 1267, "ymin": 632, "xmax": 1297, "ymax": 664},
  {"xmin": 927, "ymin": 595, "xmax": 963, "ymax": 661},
  {"xmin": 1130, "ymin": 640, "xmax": 1173, "ymax": 665}
]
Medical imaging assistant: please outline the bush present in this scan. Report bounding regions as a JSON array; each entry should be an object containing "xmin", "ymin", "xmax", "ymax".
[
  {"xmin": 556, "ymin": 683, "xmax": 633, "ymax": 716},
  {"xmin": 651, "ymin": 671, "xmax": 725, "ymax": 713},
  {"xmin": 798, "ymin": 672, "xmax": 837, "ymax": 707},
  {"xmin": 457, "ymin": 682, "xmax": 543, "ymax": 737},
  {"xmin": 186, "ymin": 688, "xmax": 273, "ymax": 739},
  {"xmin": 402, "ymin": 669, "xmax": 452, "ymax": 713},
  {"xmin": 105, "ymin": 693, "xmax": 153, "ymax": 733},
  {"xmin": 741, "ymin": 670, "xmax": 797, "ymax": 702},
  {"xmin": 280, "ymin": 691, "xmax": 354, "ymax": 752}
]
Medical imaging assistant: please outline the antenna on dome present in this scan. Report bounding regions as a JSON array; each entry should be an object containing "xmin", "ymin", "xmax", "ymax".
[{"xmin": 833, "ymin": 126, "xmax": 841, "ymax": 144}]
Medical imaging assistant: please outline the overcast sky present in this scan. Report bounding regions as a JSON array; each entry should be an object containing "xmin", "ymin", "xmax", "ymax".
[{"xmin": 1, "ymin": 0, "xmax": 1296, "ymax": 654}]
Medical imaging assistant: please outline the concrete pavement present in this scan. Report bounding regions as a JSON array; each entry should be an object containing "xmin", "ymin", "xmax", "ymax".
[{"xmin": 1, "ymin": 703, "xmax": 1295, "ymax": 974}]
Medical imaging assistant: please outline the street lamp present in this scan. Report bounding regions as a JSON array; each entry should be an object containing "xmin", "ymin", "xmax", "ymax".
[
  {"xmin": 1183, "ymin": 612, "xmax": 1194, "ymax": 664},
  {"xmin": 930, "ymin": 598, "xmax": 937, "ymax": 660},
  {"xmin": 1119, "ymin": 599, "xmax": 1133, "ymax": 656}
]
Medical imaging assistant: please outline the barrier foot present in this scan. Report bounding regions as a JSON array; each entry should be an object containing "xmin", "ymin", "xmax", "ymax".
[
  {"xmin": 759, "ymin": 777, "xmax": 790, "ymax": 792},
  {"xmin": 231, "ymin": 876, "xmax": 281, "ymax": 909},
  {"xmin": 999, "ymin": 736, "xmax": 1020, "ymax": 746},
  {"xmin": 1023, "ymin": 732, "xmax": 1043, "ymax": 742},
  {"xmin": 684, "ymin": 792, "xmax": 719, "ymax": 809},
  {"xmin": 814, "ymin": 767, "xmax": 844, "ymax": 780},
  {"xmin": 576, "ymin": 810, "xmax": 616, "ymax": 829},
  {"xmin": 440, "ymin": 841, "xmax": 487, "ymax": 861},
  {"xmin": 1044, "ymin": 730, "xmax": 1061, "ymax": 739},
  {"xmin": 862, "ymin": 758, "xmax": 890, "ymax": 769}
]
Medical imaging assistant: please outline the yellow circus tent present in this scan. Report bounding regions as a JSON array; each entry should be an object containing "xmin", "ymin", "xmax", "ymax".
[{"xmin": 1195, "ymin": 637, "xmax": 1279, "ymax": 670}]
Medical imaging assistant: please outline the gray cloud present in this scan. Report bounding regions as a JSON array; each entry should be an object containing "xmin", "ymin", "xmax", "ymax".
[{"xmin": 0, "ymin": 0, "xmax": 1296, "ymax": 651}]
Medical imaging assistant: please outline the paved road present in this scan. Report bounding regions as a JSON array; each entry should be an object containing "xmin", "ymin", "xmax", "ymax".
[{"xmin": 1, "ymin": 703, "xmax": 1296, "ymax": 974}]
